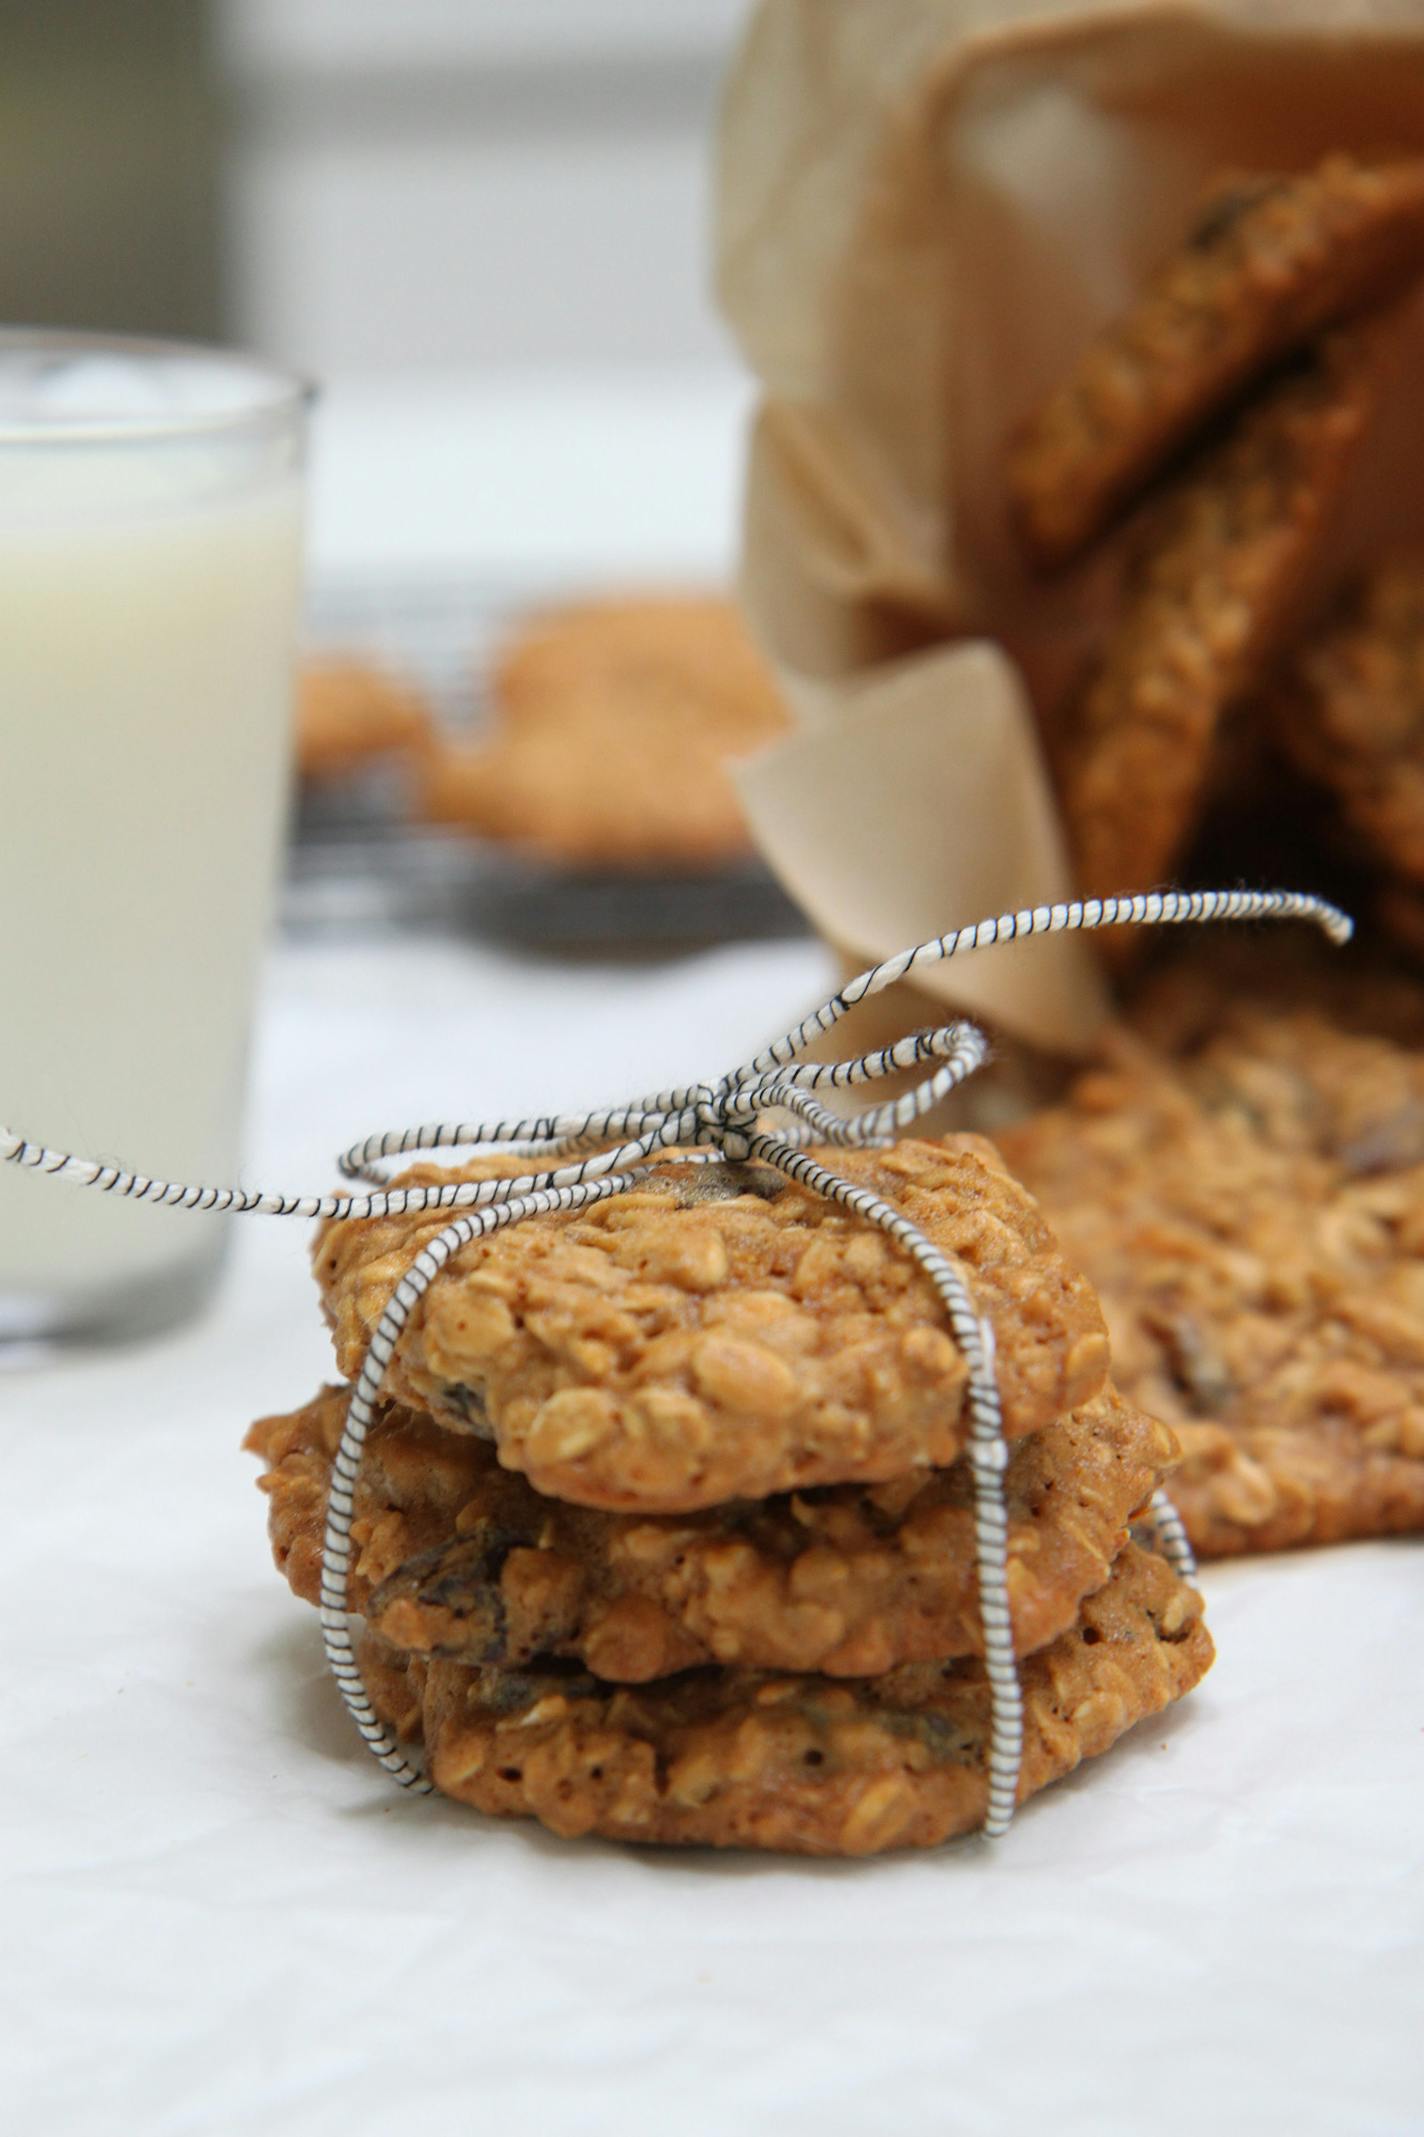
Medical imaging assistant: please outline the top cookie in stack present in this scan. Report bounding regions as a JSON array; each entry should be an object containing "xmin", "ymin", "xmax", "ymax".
[{"xmin": 247, "ymin": 1137, "xmax": 1212, "ymax": 1854}]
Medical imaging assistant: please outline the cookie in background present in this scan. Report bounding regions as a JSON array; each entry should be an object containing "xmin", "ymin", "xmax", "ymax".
[
  {"xmin": 1007, "ymin": 154, "xmax": 1424, "ymax": 927},
  {"xmin": 415, "ymin": 593, "xmax": 791, "ymax": 872},
  {"xmin": 295, "ymin": 655, "xmax": 433, "ymax": 783}
]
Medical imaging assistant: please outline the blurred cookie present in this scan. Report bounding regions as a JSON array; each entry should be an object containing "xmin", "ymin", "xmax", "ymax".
[
  {"xmin": 358, "ymin": 1541, "xmax": 1211, "ymax": 1854},
  {"xmin": 1009, "ymin": 154, "xmax": 1424, "ymax": 567},
  {"xmin": 417, "ymin": 594, "xmax": 790, "ymax": 869},
  {"xmin": 1001, "ymin": 1000, "xmax": 1424, "ymax": 1556},
  {"xmin": 1058, "ymin": 337, "xmax": 1375, "ymax": 906},
  {"xmin": 1276, "ymin": 560, "xmax": 1424, "ymax": 881},
  {"xmin": 490, "ymin": 595, "xmax": 788, "ymax": 744},
  {"xmin": 314, "ymin": 1140, "xmax": 1111, "ymax": 1513},
  {"xmin": 296, "ymin": 656, "xmax": 431, "ymax": 780},
  {"xmin": 248, "ymin": 1381, "xmax": 1174, "ymax": 1679},
  {"xmin": 419, "ymin": 726, "xmax": 762, "ymax": 871}
]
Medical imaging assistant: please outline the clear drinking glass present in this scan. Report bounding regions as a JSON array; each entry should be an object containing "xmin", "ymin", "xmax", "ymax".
[{"xmin": 0, "ymin": 330, "xmax": 310, "ymax": 1350}]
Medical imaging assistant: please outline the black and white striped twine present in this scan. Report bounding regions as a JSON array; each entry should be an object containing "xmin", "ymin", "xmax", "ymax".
[{"xmin": 3, "ymin": 886, "xmax": 1351, "ymax": 1837}]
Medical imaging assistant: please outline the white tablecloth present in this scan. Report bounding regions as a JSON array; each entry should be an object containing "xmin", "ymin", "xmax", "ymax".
[{"xmin": 6, "ymin": 928, "xmax": 1421, "ymax": 2136}]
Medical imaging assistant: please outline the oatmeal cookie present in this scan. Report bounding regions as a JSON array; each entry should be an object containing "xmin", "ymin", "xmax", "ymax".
[
  {"xmin": 247, "ymin": 1381, "xmax": 1174, "ymax": 1679},
  {"xmin": 314, "ymin": 1140, "xmax": 1111, "ymax": 1513},
  {"xmin": 416, "ymin": 594, "xmax": 789, "ymax": 870},
  {"xmin": 1276, "ymin": 560, "xmax": 1424, "ymax": 882},
  {"xmin": 1058, "ymin": 338, "xmax": 1375, "ymax": 906},
  {"xmin": 357, "ymin": 1541, "xmax": 1211, "ymax": 1854},
  {"xmin": 296, "ymin": 657, "xmax": 431, "ymax": 780},
  {"xmin": 1001, "ymin": 1004, "xmax": 1424, "ymax": 1555},
  {"xmin": 1009, "ymin": 154, "xmax": 1424, "ymax": 567}
]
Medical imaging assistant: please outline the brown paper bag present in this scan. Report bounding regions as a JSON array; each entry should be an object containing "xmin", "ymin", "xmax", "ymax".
[{"xmin": 716, "ymin": 0, "xmax": 1424, "ymax": 1050}]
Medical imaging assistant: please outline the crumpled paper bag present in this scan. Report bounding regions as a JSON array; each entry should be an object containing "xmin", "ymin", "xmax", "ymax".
[{"xmin": 716, "ymin": 0, "xmax": 1424, "ymax": 1052}]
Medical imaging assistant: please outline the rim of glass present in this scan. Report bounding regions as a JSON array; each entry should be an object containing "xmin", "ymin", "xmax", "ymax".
[{"xmin": 0, "ymin": 328, "xmax": 315, "ymax": 445}]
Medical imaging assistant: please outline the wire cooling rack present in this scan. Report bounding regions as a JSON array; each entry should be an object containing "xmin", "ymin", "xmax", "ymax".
[{"xmin": 285, "ymin": 574, "xmax": 806, "ymax": 949}]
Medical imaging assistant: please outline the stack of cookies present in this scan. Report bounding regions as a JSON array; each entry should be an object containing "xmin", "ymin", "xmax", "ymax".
[
  {"xmin": 1008, "ymin": 153, "xmax": 1424, "ymax": 935},
  {"xmin": 248, "ymin": 1137, "xmax": 1212, "ymax": 1854}
]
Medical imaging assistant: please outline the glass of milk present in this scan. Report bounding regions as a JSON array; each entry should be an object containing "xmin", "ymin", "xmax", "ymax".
[{"xmin": 0, "ymin": 330, "xmax": 310, "ymax": 1349}]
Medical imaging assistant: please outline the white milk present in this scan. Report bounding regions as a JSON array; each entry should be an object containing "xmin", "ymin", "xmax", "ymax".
[{"xmin": 0, "ymin": 340, "xmax": 307, "ymax": 1340}]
